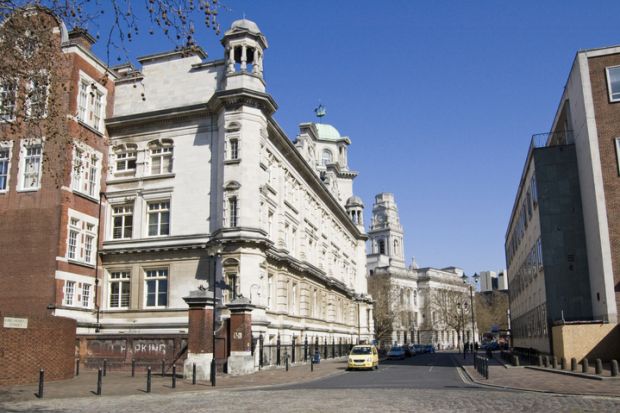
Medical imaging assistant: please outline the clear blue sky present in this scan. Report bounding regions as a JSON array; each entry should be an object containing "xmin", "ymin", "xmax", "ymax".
[{"xmin": 90, "ymin": 0, "xmax": 620, "ymax": 276}]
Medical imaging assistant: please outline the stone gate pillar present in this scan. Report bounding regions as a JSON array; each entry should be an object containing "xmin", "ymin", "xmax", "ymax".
[
  {"xmin": 227, "ymin": 297, "xmax": 255, "ymax": 375},
  {"xmin": 183, "ymin": 289, "xmax": 215, "ymax": 380}
]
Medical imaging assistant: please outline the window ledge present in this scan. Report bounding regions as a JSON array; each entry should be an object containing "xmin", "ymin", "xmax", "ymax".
[
  {"xmin": 67, "ymin": 259, "xmax": 96, "ymax": 269},
  {"xmin": 16, "ymin": 187, "xmax": 40, "ymax": 193},
  {"xmin": 107, "ymin": 173, "xmax": 175, "ymax": 185},
  {"xmin": 77, "ymin": 119, "xmax": 105, "ymax": 137},
  {"xmin": 57, "ymin": 305, "xmax": 93, "ymax": 312},
  {"xmin": 73, "ymin": 190, "xmax": 100, "ymax": 203},
  {"xmin": 224, "ymin": 159, "xmax": 241, "ymax": 165}
]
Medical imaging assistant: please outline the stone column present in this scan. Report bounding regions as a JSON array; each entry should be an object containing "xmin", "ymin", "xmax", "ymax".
[
  {"xmin": 227, "ymin": 47, "xmax": 235, "ymax": 73},
  {"xmin": 252, "ymin": 48, "xmax": 259, "ymax": 74},
  {"xmin": 183, "ymin": 289, "xmax": 215, "ymax": 380},
  {"xmin": 240, "ymin": 45, "xmax": 247, "ymax": 71},
  {"xmin": 227, "ymin": 297, "xmax": 255, "ymax": 375}
]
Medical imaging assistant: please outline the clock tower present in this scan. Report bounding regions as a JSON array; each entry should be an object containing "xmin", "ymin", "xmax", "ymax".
[{"xmin": 367, "ymin": 193, "xmax": 406, "ymax": 269}]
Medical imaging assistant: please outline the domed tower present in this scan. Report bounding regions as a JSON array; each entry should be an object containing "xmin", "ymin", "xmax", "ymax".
[
  {"xmin": 221, "ymin": 19, "xmax": 268, "ymax": 93},
  {"xmin": 346, "ymin": 196, "xmax": 365, "ymax": 232},
  {"xmin": 367, "ymin": 193, "xmax": 406, "ymax": 269}
]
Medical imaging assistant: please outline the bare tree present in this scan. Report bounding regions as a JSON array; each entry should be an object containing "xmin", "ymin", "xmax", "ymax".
[
  {"xmin": 474, "ymin": 290, "xmax": 509, "ymax": 336},
  {"xmin": 367, "ymin": 274, "xmax": 397, "ymax": 346},
  {"xmin": 425, "ymin": 287, "xmax": 469, "ymax": 348}
]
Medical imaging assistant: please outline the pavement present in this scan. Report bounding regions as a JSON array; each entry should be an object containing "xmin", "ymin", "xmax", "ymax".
[
  {"xmin": 4, "ymin": 351, "xmax": 620, "ymax": 403},
  {"xmin": 455, "ymin": 350, "xmax": 620, "ymax": 397},
  {"xmin": 2, "ymin": 352, "xmax": 620, "ymax": 412},
  {"xmin": 0, "ymin": 358, "xmax": 347, "ymax": 404}
]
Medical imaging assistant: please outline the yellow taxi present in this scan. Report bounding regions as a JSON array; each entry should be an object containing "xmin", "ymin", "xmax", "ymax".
[{"xmin": 347, "ymin": 345, "xmax": 379, "ymax": 370}]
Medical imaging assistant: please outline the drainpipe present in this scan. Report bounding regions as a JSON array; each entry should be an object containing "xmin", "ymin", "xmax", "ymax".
[{"xmin": 94, "ymin": 191, "xmax": 106, "ymax": 333}]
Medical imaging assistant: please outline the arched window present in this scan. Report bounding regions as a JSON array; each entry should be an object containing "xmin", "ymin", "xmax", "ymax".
[
  {"xmin": 378, "ymin": 239, "xmax": 386, "ymax": 255},
  {"xmin": 394, "ymin": 239, "xmax": 400, "ymax": 257},
  {"xmin": 321, "ymin": 149, "xmax": 333, "ymax": 166}
]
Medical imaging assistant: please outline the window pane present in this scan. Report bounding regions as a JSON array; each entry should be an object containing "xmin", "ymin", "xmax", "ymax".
[
  {"xmin": 124, "ymin": 215, "xmax": 133, "ymax": 238},
  {"xmin": 160, "ymin": 212, "xmax": 169, "ymax": 235},
  {"xmin": 610, "ymin": 67, "xmax": 620, "ymax": 100},
  {"xmin": 151, "ymin": 156, "xmax": 161, "ymax": 174},
  {"xmin": 121, "ymin": 282, "xmax": 130, "ymax": 307},
  {"xmin": 148, "ymin": 213, "xmax": 158, "ymax": 236}
]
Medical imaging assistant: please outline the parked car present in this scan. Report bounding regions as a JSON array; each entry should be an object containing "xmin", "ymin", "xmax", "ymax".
[
  {"xmin": 426, "ymin": 344, "xmax": 436, "ymax": 353},
  {"xmin": 403, "ymin": 346, "xmax": 413, "ymax": 357},
  {"xmin": 387, "ymin": 346, "xmax": 406, "ymax": 360},
  {"xmin": 412, "ymin": 344, "xmax": 428, "ymax": 354},
  {"xmin": 347, "ymin": 345, "xmax": 379, "ymax": 370}
]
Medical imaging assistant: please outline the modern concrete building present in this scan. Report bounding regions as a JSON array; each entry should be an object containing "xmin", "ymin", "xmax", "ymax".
[
  {"xmin": 89, "ymin": 19, "xmax": 373, "ymax": 372},
  {"xmin": 479, "ymin": 270, "xmax": 508, "ymax": 292},
  {"xmin": 506, "ymin": 44, "xmax": 620, "ymax": 359},
  {"xmin": 366, "ymin": 193, "xmax": 477, "ymax": 348}
]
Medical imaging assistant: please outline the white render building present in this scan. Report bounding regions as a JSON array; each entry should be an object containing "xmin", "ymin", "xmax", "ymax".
[
  {"xmin": 92, "ymin": 19, "xmax": 373, "ymax": 366},
  {"xmin": 367, "ymin": 193, "xmax": 477, "ymax": 348}
]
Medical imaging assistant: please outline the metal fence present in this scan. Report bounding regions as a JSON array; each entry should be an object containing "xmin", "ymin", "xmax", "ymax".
[
  {"xmin": 254, "ymin": 336, "xmax": 354, "ymax": 368},
  {"xmin": 474, "ymin": 355, "xmax": 489, "ymax": 379}
]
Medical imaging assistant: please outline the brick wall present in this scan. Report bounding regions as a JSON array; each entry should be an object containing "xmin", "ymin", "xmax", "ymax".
[
  {"xmin": 0, "ymin": 314, "xmax": 76, "ymax": 385},
  {"xmin": 588, "ymin": 53, "xmax": 620, "ymax": 313}
]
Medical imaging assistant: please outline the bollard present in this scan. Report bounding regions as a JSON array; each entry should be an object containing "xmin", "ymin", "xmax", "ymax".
[
  {"xmin": 543, "ymin": 355, "xmax": 549, "ymax": 368},
  {"xmin": 146, "ymin": 367, "xmax": 152, "ymax": 393},
  {"xmin": 513, "ymin": 355, "xmax": 520, "ymax": 367},
  {"xmin": 211, "ymin": 358, "xmax": 216, "ymax": 387},
  {"xmin": 161, "ymin": 359, "xmax": 165, "ymax": 377},
  {"xmin": 192, "ymin": 363, "xmax": 196, "ymax": 385},
  {"xmin": 96, "ymin": 368, "xmax": 102, "ymax": 396},
  {"xmin": 103, "ymin": 359, "xmax": 107, "ymax": 376},
  {"xmin": 571, "ymin": 357, "xmax": 577, "ymax": 372},
  {"xmin": 75, "ymin": 358, "xmax": 80, "ymax": 376},
  {"xmin": 311, "ymin": 358, "xmax": 314, "ymax": 372},
  {"xmin": 552, "ymin": 357, "xmax": 558, "ymax": 369},
  {"xmin": 611, "ymin": 360, "xmax": 619, "ymax": 377},
  {"xmin": 172, "ymin": 365, "xmax": 177, "ymax": 388},
  {"xmin": 37, "ymin": 369, "xmax": 44, "ymax": 398},
  {"xmin": 595, "ymin": 358, "xmax": 603, "ymax": 375},
  {"xmin": 582, "ymin": 358, "xmax": 589, "ymax": 373},
  {"xmin": 537, "ymin": 355, "xmax": 543, "ymax": 367},
  {"xmin": 285, "ymin": 353, "xmax": 289, "ymax": 371},
  {"xmin": 560, "ymin": 357, "xmax": 566, "ymax": 370}
]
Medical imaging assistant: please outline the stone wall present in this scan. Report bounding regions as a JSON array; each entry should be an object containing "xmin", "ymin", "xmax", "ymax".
[{"xmin": 0, "ymin": 314, "xmax": 76, "ymax": 385}]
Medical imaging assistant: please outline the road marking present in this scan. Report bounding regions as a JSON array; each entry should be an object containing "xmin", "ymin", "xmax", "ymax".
[{"xmin": 429, "ymin": 366, "xmax": 434, "ymax": 372}]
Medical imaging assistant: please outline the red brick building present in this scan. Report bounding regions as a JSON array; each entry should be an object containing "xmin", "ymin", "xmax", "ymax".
[{"xmin": 0, "ymin": 9, "xmax": 115, "ymax": 383}]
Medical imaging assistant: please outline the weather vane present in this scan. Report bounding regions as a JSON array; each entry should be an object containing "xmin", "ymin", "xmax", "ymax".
[{"xmin": 314, "ymin": 103, "xmax": 326, "ymax": 118}]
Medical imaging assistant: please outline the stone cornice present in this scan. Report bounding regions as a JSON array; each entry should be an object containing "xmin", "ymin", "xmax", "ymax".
[
  {"xmin": 207, "ymin": 88, "xmax": 278, "ymax": 116},
  {"xmin": 105, "ymin": 103, "xmax": 210, "ymax": 131}
]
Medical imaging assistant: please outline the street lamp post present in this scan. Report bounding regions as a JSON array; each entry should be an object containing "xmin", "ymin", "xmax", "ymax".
[
  {"xmin": 209, "ymin": 243, "xmax": 222, "ymax": 387},
  {"xmin": 462, "ymin": 272, "xmax": 480, "ymax": 352}
]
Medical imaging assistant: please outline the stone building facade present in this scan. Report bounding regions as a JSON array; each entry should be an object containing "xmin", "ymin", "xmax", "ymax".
[
  {"xmin": 366, "ymin": 193, "xmax": 476, "ymax": 348},
  {"xmin": 92, "ymin": 19, "xmax": 373, "ymax": 370},
  {"xmin": 506, "ymin": 44, "xmax": 620, "ymax": 358}
]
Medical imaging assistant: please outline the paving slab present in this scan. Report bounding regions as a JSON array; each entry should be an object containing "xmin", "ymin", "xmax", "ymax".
[
  {"xmin": 454, "ymin": 352, "xmax": 620, "ymax": 397},
  {"xmin": 0, "ymin": 358, "xmax": 347, "ymax": 404}
]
